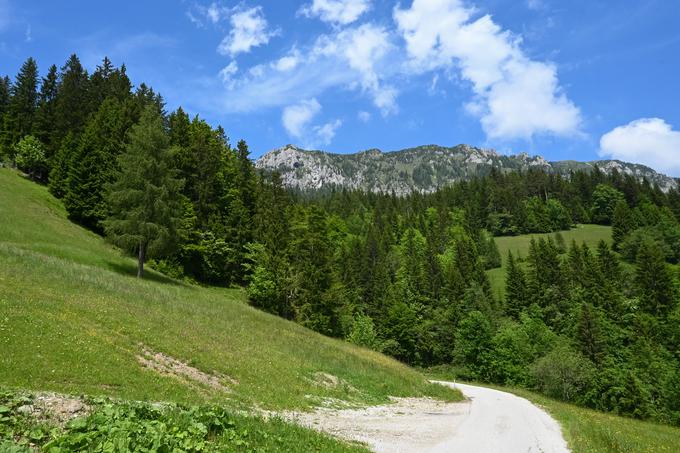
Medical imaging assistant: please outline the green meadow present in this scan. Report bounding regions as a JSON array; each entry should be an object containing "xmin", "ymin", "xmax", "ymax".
[
  {"xmin": 0, "ymin": 168, "xmax": 459, "ymax": 450},
  {"xmin": 487, "ymin": 224, "xmax": 613, "ymax": 298}
]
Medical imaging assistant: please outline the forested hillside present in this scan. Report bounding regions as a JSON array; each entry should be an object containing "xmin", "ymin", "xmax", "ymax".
[{"xmin": 1, "ymin": 55, "xmax": 679, "ymax": 428}]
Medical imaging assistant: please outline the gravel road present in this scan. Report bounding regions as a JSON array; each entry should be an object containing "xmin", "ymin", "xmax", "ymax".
[{"xmin": 286, "ymin": 381, "xmax": 570, "ymax": 452}]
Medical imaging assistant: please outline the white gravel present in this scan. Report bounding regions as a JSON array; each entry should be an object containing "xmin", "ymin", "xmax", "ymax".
[{"xmin": 285, "ymin": 381, "xmax": 570, "ymax": 453}]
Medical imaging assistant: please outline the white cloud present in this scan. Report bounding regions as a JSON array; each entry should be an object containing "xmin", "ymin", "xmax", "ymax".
[
  {"xmin": 206, "ymin": 2, "xmax": 222, "ymax": 24},
  {"xmin": 214, "ymin": 23, "xmax": 397, "ymax": 115},
  {"xmin": 272, "ymin": 49, "xmax": 301, "ymax": 72},
  {"xmin": 600, "ymin": 118, "xmax": 680, "ymax": 176},
  {"xmin": 358, "ymin": 110, "xmax": 371, "ymax": 122},
  {"xmin": 314, "ymin": 119, "xmax": 343, "ymax": 145},
  {"xmin": 282, "ymin": 98, "xmax": 342, "ymax": 147},
  {"xmin": 394, "ymin": 0, "xmax": 581, "ymax": 140},
  {"xmin": 186, "ymin": 10, "xmax": 204, "ymax": 27},
  {"xmin": 299, "ymin": 0, "xmax": 372, "ymax": 26},
  {"xmin": 314, "ymin": 23, "xmax": 397, "ymax": 114},
  {"xmin": 217, "ymin": 6, "xmax": 277, "ymax": 57},
  {"xmin": 218, "ymin": 60, "xmax": 238, "ymax": 86},
  {"xmin": 282, "ymin": 98, "xmax": 322, "ymax": 138}
]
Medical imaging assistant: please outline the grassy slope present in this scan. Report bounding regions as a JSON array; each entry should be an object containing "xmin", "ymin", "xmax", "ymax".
[
  {"xmin": 508, "ymin": 388, "xmax": 680, "ymax": 453},
  {"xmin": 0, "ymin": 168, "xmax": 458, "ymax": 414},
  {"xmin": 487, "ymin": 224, "xmax": 613, "ymax": 298}
]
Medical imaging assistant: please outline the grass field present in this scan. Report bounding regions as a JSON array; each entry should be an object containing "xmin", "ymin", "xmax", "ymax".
[
  {"xmin": 509, "ymin": 388, "xmax": 680, "ymax": 453},
  {"xmin": 0, "ymin": 168, "xmax": 460, "ymax": 450},
  {"xmin": 487, "ymin": 224, "xmax": 613, "ymax": 299}
]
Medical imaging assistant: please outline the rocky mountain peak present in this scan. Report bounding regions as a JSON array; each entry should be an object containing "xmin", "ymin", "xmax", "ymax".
[{"xmin": 255, "ymin": 144, "xmax": 678, "ymax": 195}]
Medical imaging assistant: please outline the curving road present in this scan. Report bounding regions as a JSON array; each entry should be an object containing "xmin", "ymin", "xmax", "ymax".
[
  {"xmin": 286, "ymin": 381, "xmax": 570, "ymax": 452},
  {"xmin": 429, "ymin": 381, "xmax": 569, "ymax": 453}
]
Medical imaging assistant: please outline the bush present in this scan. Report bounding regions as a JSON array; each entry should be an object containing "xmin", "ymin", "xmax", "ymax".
[
  {"xmin": 346, "ymin": 314, "xmax": 382, "ymax": 351},
  {"xmin": 531, "ymin": 344, "xmax": 594, "ymax": 402},
  {"xmin": 13, "ymin": 135, "xmax": 46, "ymax": 181}
]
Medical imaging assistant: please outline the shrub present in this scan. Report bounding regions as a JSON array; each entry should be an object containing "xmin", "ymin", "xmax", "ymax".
[
  {"xmin": 531, "ymin": 344, "xmax": 594, "ymax": 402},
  {"xmin": 13, "ymin": 135, "xmax": 46, "ymax": 181}
]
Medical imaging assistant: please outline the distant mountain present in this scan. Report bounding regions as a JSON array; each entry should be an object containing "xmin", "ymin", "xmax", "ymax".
[{"xmin": 255, "ymin": 144, "xmax": 678, "ymax": 195}]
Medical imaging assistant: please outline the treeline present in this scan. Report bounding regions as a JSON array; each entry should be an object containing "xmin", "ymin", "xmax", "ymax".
[
  {"xmin": 248, "ymin": 171, "xmax": 680, "ymax": 424},
  {"xmin": 0, "ymin": 56, "xmax": 257, "ymax": 284},
  {"xmin": 2, "ymin": 56, "xmax": 679, "ymax": 425}
]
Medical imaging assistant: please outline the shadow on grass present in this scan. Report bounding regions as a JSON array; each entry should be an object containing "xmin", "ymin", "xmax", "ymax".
[{"xmin": 105, "ymin": 260, "xmax": 188, "ymax": 287}]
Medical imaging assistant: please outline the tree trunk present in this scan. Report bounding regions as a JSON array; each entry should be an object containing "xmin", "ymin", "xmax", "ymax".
[{"xmin": 137, "ymin": 241, "xmax": 146, "ymax": 278}]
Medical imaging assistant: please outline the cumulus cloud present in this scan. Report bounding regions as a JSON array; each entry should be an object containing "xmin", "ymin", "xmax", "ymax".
[
  {"xmin": 394, "ymin": 0, "xmax": 581, "ymax": 140},
  {"xmin": 299, "ymin": 0, "xmax": 372, "ymax": 26},
  {"xmin": 600, "ymin": 118, "xmax": 680, "ymax": 176},
  {"xmin": 282, "ymin": 98, "xmax": 342, "ymax": 147},
  {"xmin": 315, "ymin": 23, "xmax": 397, "ymax": 114},
  {"xmin": 217, "ymin": 6, "xmax": 277, "ymax": 57}
]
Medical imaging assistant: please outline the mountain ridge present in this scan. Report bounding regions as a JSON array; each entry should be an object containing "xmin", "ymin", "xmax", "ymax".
[{"xmin": 255, "ymin": 144, "xmax": 678, "ymax": 195}]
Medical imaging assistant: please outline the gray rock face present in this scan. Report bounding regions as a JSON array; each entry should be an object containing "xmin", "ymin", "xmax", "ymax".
[{"xmin": 255, "ymin": 144, "xmax": 678, "ymax": 195}]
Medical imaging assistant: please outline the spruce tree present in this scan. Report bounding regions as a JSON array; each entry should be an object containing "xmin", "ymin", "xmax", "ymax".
[
  {"xmin": 34, "ymin": 64, "xmax": 59, "ymax": 160},
  {"xmin": 64, "ymin": 98, "xmax": 134, "ymax": 229},
  {"xmin": 0, "ymin": 75, "xmax": 9, "ymax": 161},
  {"xmin": 103, "ymin": 106, "xmax": 184, "ymax": 278},
  {"xmin": 635, "ymin": 240, "xmax": 677, "ymax": 317},
  {"xmin": 0, "ymin": 76, "xmax": 10, "ymax": 117},
  {"xmin": 576, "ymin": 302, "xmax": 605, "ymax": 364},
  {"xmin": 48, "ymin": 133, "xmax": 77, "ymax": 198},
  {"xmin": 505, "ymin": 251, "xmax": 528, "ymax": 319},
  {"xmin": 2, "ymin": 58, "xmax": 39, "ymax": 156},
  {"xmin": 54, "ymin": 54, "xmax": 89, "ymax": 145},
  {"xmin": 168, "ymin": 107, "xmax": 190, "ymax": 147},
  {"xmin": 611, "ymin": 199, "xmax": 635, "ymax": 250}
]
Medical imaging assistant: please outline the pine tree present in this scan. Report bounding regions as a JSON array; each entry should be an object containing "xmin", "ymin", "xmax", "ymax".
[
  {"xmin": 103, "ymin": 106, "xmax": 184, "ymax": 278},
  {"xmin": 635, "ymin": 240, "xmax": 677, "ymax": 317},
  {"xmin": 2, "ymin": 58, "xmax": 39, "ymax": 156},
  {"xmin": 505, "ymin": 251, "xmax": 528, "ymax": 319}
]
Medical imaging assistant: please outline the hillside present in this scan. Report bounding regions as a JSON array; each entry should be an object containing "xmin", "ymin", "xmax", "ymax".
[
  {"xmin": 486, "ymin": 224, "xmax": 613, "ymax": 298},
  {"xmin": 255, "ymin": 144, "xmax": 678, "ymax": 195},
  {"xmin": 0, "ymin": 168, "xmax": 459, "ymax": 448}
]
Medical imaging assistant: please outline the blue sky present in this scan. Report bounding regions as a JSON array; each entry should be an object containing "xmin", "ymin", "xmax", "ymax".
[{"xmin": 1, "ymin": 0, "xmax": 679, "ymax": 175}]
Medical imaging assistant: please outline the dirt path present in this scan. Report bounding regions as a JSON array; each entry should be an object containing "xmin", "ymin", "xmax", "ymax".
[{"xmin": 285, "ymin": 381, "xmax": 570, "ymax": 452}]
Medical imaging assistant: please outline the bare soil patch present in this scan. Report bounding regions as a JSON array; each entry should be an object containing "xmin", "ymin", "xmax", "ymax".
[
  {"xmin": 136, "ymin": 346, "xmax": 236, "ymax": 393},
  {"xmin": 282, "ymin": 396, "xmax": 470, "ymax": 452}
]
